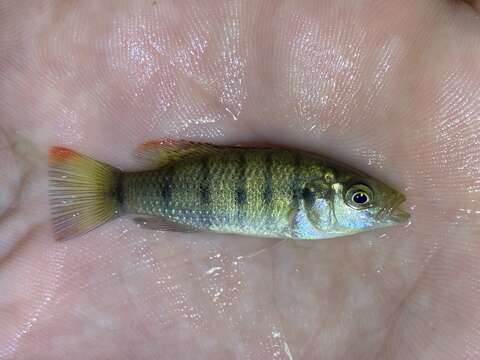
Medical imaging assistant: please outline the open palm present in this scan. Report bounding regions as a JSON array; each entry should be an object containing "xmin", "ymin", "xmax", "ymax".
[{"xmin": 1, "ymin": 1, "xmax": 480, "ymax": 359}]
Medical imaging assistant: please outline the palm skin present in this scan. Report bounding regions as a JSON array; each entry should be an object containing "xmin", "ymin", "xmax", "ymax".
[{"xmin": 1, "ymin": 1, "xmax": 480, "ymax": 359}]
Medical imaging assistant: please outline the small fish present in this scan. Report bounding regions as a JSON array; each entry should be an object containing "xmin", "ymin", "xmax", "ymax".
[{"xmin": 48, "ymin": 140, "xmax": 409, "ymax": 241}]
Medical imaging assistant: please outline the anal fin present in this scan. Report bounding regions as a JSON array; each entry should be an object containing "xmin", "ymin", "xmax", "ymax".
[{"xmin": 134, "ymin": 216, "xmax": 200, "ymax": 233}]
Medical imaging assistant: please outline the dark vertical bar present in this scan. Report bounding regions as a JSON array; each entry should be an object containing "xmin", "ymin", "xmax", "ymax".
[
  {"xmin": 161, "ymin": 166, "xmax": 175, "ymax": 205},
  {"xmin": 262, "ymin": 151, "xmax": 273, "ymax": 204},
  {"xmin": 199, "ymin": 158, "xmax": 210, "ymax": 206},
  {"xmin": 113, "ymin": 172, "xmax": 124, "ymax": 210},
  {"xmin": 290, "ymin": 152, "xmax": 302, "ymax": 210},
  {"xmin": 235, "ymin": 152, "xmax": 247, "ymax": 223}
]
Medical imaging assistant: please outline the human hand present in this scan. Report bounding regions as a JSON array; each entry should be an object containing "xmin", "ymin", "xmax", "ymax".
[{"xmin": 1, "ymin": 1, "xmax": 480, "ymax": 359}]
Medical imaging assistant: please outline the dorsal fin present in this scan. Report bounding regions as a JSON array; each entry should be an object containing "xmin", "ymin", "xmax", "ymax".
[{"xmin": 135, "ymin": 139, "xmax": 225, "ymax": 167}]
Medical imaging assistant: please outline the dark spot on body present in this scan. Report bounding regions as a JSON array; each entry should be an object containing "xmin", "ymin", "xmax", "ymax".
[
  {"xmin": 302, "ymin": 187, "xmax": 315, "ymax": 208},
  {"xmin": 235, "ymin": 189, "xmax": 246, "ymax": 204}
]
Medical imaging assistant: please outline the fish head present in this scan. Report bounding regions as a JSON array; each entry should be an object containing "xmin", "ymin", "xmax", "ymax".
[{"xmin": 325, "ymin": 172, "xmax": 410, "ymax": 234}]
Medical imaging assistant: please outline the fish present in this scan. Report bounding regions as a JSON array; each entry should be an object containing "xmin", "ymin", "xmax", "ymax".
[{"xmin": 48, "ymin": 139, "xmax": 410, "ymax": 241}]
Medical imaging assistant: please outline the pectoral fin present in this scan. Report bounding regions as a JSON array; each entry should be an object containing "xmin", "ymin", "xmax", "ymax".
[
  {"xmin": 289, "ymin": 196, "xmax": 335, "ymax": 240},
  {"xmin": 305, "ymin": 198, "xmax": 333, "ymax": 231},
  {"xmin": 288, "ymin": 208, "xmax": 325, "ymax": 239}
]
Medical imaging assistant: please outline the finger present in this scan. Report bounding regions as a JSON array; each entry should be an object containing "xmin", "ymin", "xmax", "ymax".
[{"xmin": 462, "ymin": 0, "xmax": 480, "ymax": 12}]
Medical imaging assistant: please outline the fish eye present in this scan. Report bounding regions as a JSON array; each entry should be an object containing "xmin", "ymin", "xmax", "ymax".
[
  {"xmin": 352, "ymin": 191, "xmax": 369, "ymax": 204},
  {"xmin": 346, "ymin": 184, "xmax": 373, "ymax": 209}
]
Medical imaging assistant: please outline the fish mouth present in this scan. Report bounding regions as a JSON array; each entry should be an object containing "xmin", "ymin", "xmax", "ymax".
[{"xmin": 378, "ymin": 193, "xmax": 410, "ymax": 223}]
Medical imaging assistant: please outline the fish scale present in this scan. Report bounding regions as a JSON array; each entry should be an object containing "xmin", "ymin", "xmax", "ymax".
[{"xmin": 120, "ymin": 149, "xmax": 311, "ymax": 237}]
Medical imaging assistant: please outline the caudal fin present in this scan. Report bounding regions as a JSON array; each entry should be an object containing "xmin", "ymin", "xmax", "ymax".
[{"xmin": 48, "ymin": 147, "xmax": 122, "ymax": 240}]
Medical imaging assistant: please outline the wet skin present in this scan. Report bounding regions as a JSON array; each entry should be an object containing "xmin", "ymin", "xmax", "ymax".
[{"xmin": 1, "ymin": 1, "xmax": 480, "ymax": 359}]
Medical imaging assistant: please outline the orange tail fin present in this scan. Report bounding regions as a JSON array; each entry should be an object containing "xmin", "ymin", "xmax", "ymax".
[{"xmin": 48, "ymin": 147, "xmax": 122, "ymax": 240}]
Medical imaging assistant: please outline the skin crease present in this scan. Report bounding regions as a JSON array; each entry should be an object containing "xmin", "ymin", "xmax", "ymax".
[{"xmin": 1, "ymin": 0, "xmax": 480, "ymax": 359}]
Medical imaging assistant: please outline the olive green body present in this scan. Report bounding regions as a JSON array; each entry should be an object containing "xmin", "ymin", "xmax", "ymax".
[
  {"xmin": 48, "ymin": 141, "xmax": 408, "ymax": 241},
  {"xmin": 120, "ymin": 148, "xmax": 328, "ymax": 238}
]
